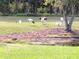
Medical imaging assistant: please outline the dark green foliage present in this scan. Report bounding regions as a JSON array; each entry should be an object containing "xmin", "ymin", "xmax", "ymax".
[{"xmin": 0, "ymin": 0, "xmax": 79, "ymax": 16}]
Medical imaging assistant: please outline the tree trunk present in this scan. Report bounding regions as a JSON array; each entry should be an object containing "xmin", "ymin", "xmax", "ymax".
[
  {"xmin": 25, "ymin": 2, "xmax": 29, "ymax": 15},
  {"xmin": 69, "ymin": 5, "xmax": 74, "ymax": 26},
  {"xmin": 65, "ymin": 24, "xmax": 72, "ymax": 32},
  {"xmin": 63, "ymin": 6, "xmax": 69, "ymax": 31},
  {"xmin": 63, "ymin": 5, "xmax": 74, "ymax": 32},
  {"xmin": 15, "ymin": 0, "xmax": 19, "ymax": 14},
  {"xmin": 34, "ymin": 0, "xmax": 37, "ymax": 15}
]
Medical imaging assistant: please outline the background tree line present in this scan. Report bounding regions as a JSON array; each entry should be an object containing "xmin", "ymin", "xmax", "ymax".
[{"xmin": 0, "ymin": 0, "xmax": 79, "ymax": 16}]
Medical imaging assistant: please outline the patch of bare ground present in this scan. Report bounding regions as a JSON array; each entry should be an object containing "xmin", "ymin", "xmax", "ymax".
[{"xmin": 0, "ymin": 28, "xmax": 79, "ymax": 46}]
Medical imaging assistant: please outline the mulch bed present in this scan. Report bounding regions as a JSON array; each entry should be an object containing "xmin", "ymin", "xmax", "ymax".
[{"xmin": 0, "ymin": 28, "xmax": 79, "ymax": 45}]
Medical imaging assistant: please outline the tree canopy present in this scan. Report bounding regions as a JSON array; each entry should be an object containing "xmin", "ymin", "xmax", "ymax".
[{"xmin": 0, "ymin": 0, "xmax": 79, "ymax": 16}]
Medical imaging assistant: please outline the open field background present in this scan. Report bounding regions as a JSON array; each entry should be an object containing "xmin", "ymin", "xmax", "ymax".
[
  {"xmin": 0, "ymin": 16, "xmax": 79, "ymax": 59},
  {"xmin": 0, "ymin": 16, "xmax": 79, "ymax": 22},
  {"xmin": 0, "ymin": 16, "xmax": 79, "ymax": 34}
]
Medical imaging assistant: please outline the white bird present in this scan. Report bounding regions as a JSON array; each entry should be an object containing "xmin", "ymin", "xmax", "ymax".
[
  {"xmin": 40, "ymin": 17, "xmax": 47, "ymax": 25},
  {"xmin": 60, "ymin": 17, "xmax": 64, "ymax": 25},
  {"xmin": 55, "ymin": 17, "xmax": 64, "ymax": 30},
  {"xmin": 60, "ymin": 17, "xmax": 64, "ymax": 21},
  {"xmin": 27, "ymin": 18, "xmax": 35, "ymax": 24},
  {"xmin": 55, "ymin": 22, "xmax": 62, "ymax": 27},
  {"xmin": 17, "ymin": 19, "xmax": 22, "ymax": 24},
  {"xmin": 28, "ymin": 18, "xmax": 33, "ymax": 22}
]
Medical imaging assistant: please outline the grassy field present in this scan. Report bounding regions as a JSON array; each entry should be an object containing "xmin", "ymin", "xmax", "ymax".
[
  {"xmin": 0, "ymin": 22, "xmax": 55, "ymax": 34},
  {"xmin": 0, "ymin": 16, "xmax": 58, "ymax": 34},
  {"xmin": 0, "ymin": 21, "xmax": 79, "ymax": 35},
  {"xmin": 0, "ymin": 17, "xmax": 79, "ymax": 59},
  {"xmin": 0, "ymin": 16, "xmax": 79, "ymax": 35},
  {"xmin": 0, "ymin": 44, "xmax": 79, "ymax": 59}
]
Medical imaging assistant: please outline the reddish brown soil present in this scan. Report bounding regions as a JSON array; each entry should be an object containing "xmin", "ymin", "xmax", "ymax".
[{"xmin": 0, "ymin": 28, "xmax": 79, "ymax": 45}]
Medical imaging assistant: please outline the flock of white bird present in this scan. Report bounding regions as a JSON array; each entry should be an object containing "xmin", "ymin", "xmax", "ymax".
[
  {"xmin": 17, "ymin": 17, "xmax": 48, "ymax": 24},
  {"xmin": 17, "ymin": 17, "xmax": 64, "ymax": 28}
]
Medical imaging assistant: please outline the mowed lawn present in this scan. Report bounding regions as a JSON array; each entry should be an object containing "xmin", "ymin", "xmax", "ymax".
[
  {"xmin": 0, "ymin": 21, "xmax": 59, "ymax": 34},
  {"xmin": 0, "ymin": 44, "xmax": 79, "ymax": 59},
  {"xmin": 0, "ymin": 21, "xmax": 79, "ymax": 35},
  {"xmin": 0, "ymin": 21, "xmax": 79, "ymax": 59},
  {"xmin": 0, "ymin": 17, "xmax": 79, "ymax": 59},
  {"xmin": 0, "ymin": 16, "xmax": 79, "ymax": 34}
]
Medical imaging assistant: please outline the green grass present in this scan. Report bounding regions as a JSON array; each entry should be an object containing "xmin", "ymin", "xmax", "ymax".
[
  {"xmin": 0, "ymin": 22, "xmax": 55, "ymax": 34},
  {"xmin": 0, "ymin": 17, "xmax": 79, "ymax": 59},
  {"xmin": 0, "ymin": 44, "xmax": 79, "ymax": 59},
  {"xmin": 0, "ymin": 16, "xmax": 79, "ymax": 34},
  {"xmin": 0, "ymin": 21, "xmax": 79, "ymax": 34}
]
